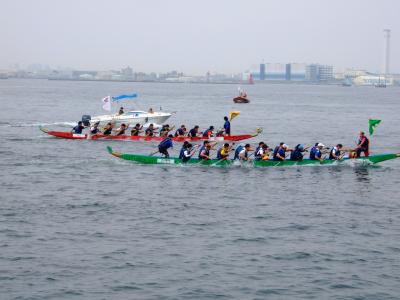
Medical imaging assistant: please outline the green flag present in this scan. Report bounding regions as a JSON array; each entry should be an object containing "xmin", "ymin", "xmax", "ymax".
[{"xmin": 369, "ymin": 119, "xmax": 381, "ymax": 135}]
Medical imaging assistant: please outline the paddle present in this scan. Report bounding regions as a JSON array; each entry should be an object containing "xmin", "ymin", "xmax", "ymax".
[{"xmin": 149, "ymin": 150, "xmax": 159, "ymax": 156}]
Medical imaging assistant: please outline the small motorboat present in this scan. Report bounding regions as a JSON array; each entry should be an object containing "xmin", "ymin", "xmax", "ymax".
[
  {"xmin": 233, "ymin": 96, "xmax": 250, "ymax": 103},
  {"xmin": 81, "ymin": 110, "xmax": 172, "ymax": 127},
  {"xmin": 233, "ymin": 87, "xmax": 250, "ymax": 103}
]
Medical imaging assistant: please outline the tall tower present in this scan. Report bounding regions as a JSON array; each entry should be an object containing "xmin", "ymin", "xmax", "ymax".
[
  {"xmin": 383, "ymin": 29, "xmax": 391, "ymax": 75},
  {"xmin": 259, "ymin": 63, "xmax": 265, "ymax": 80}
]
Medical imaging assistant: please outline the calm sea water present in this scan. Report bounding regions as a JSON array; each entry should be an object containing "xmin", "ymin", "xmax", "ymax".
[{"xmin": 1, "ymin": 79, "xmax": 400, "ymax": 300}]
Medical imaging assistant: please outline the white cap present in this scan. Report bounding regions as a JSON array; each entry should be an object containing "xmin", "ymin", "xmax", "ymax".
[
  {"xmin": 282, "ymin": 144, "xmax": 288, "ymax": 148},
  {"xmin": 317, "ymin": 143, "xmax": 325, "ymax": 147}
]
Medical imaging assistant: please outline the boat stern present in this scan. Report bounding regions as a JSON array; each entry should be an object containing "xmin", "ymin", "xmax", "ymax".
[{"xmin": 366, "ymin": 153, "xmax": 400, "ymax": 164}]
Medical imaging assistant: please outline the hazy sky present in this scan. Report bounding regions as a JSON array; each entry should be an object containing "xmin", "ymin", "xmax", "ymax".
[{"xmin": 1, "ymin": 0, "xmax": 399, "ymax": 74}]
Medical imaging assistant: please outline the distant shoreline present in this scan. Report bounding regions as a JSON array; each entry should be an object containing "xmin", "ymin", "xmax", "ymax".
[
  {"xmin": 46, "ymin": 77, "xmax": 341, "ymax": 86},
  {"xmin": 4, "ymin": 77, "xmax": 394, "ymax": 87}
]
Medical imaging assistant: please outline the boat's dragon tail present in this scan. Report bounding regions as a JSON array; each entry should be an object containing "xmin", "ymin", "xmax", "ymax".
[
  {"xmin": 107, "ymin": 146, "xmax": 122, "ymax": 158},
  {"xmin": 368, "ymin": 153, "xmax": 400, "ymax": 164}
]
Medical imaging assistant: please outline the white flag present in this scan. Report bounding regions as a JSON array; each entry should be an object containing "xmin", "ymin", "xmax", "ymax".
[{"xmin": 102, "ymin": 96, "xmax": 111, "ymax": 111}]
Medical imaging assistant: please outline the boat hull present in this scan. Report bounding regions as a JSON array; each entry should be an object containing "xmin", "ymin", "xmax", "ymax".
[
  {"xmin": 40, "ymin": 127, "xmax": 259, "ymax": 142},
  {"xmin": 107, "ymin": 147, "xmax": 400, "ymax": 167},
  {"xmin": 233, "ymin": 97, "xmax": 250, "ymax": 103}
]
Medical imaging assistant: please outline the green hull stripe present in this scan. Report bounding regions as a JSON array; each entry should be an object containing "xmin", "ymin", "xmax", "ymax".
[{"xmin": 109, "ymin": 148, "xmax": 399, "ymax": 167}]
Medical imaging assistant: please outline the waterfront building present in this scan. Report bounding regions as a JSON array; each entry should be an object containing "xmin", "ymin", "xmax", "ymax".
[
  {"xmin": 259, "ymin": 63, "xmax": 265, "ymax": 80},
  {"xmin": 285, "ymin": 64, "xmax": 291, "ymax": 81},
  {"xmin": 305, "ymin": 64, "xmax": 319, "ymax": 81},
  {"xmin": 305, "ymin": 64, "xmax": 333, "ymax": 81},
  {"xmin": 121, "ymin": 66, "xmax": 133, "ymax": 77}
]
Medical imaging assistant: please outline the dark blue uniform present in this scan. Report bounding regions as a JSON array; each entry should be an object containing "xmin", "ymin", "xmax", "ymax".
[
  {"xmin": 72, "ymin": 124, "xmax": 84, "ymax": 134},
  {"xmin": 309, "ymin": 146, "xmax": 317, "ymax": 160},
  {"xmin": 224, "ymin": 120, "xmax": 231, "ymax": 135},
  {"xmin": 158, "ymin": 138, "xmax": 173, "ymax": 157}
]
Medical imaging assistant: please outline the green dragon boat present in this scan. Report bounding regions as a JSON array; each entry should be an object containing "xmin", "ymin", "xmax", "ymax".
[{"xmin": 107, "ymin": 147, "xmax": 399, "ymax": 167}]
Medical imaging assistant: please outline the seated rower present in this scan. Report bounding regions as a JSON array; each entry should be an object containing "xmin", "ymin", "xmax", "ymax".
[
  {"xmin": 103, "ymin": 122, "xmax": 113, "ymax": 135},
  {"xmin": 188, "ymin": 125, "xmax": 200, "ymax": 138},
  {"xmin": 118, "ymin": 107, "xmax": 124, "ymax": 115},
  {"xmin": 217, "ymin": 143, "xmax": 232, "ymax": 160},
  {"xmin": 179, "ymin": 141, "xmax": 190, "ymax": 159},
  {"xmin": 90, "ymin": 122, "xmax": 100, "ymax": 134},
  {"xmin": 198, "ymin": 141, "xmax": 212, "ymax": 160},
  {"xmin": 145, "ymin": 124, "xmax": 156, "ymax": 136},
  {"xmin": 329, "ymin": 144, "xmax": 343, "ymax": 160},
  {"xmin": 72, "ymin": 121, "xmax": 85, "ymax": 134},
  {"xmin": 239, "ymin": 143, "xmax": 253, "ymax": 161},
  {"xmin": 254, "ymin": 142, "xmax": 266, "ymax": 160},
  {"xmin": 309, "ymin": 143, "xmax": 319, "ymax": 160},
  {"xmin": 202, "ymin": 126, "xmax": 214, "ymax": 138},
  {"xmin": 181, "ymin": 143, "xmax": 197, "ymax": 163},
  {"xmin": 234, "ymin": 144, "xmax": 244, "ymax": 160},
  {"xmin": 148, "ymin": 107, "xmax": 154, "ymax": 114},
  {"xmin": 159, "ymin": 124, "xmax": 171, "ymax": 137},
  {"xmin": 310, "ymin": 143, "xmax": 325, "ymax": 161},
  {"xmin": 261, "ymin": 144, "xmax": 270, "ymax": 160},
  {"xmin": 158, "ymin": 134, "xmax": 174, "ymax": 158},
  {"xmin": 115, "ymin": 123, "xmax": 128, "ymax": 136},
  {"xmin": 175, "ymin": 125, "xmax": 187, "ymax": 137},
  {"xmin": 273, "ymin": 143, "xmax": 288, "ymax": 161},
  {"xmin": 130, "ymin": 123, "xmax": 142, "ymax": 136},
  {"xmin": 272, "ymin": 142, "xmax": 284, "ymax": 159},
  {"xmin": 290, "ymin": 144, "xmax": 306, "ymax": 161}
]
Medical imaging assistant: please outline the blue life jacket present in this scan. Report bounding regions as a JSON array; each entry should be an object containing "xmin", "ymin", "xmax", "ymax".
[
  {"xmin": 179, "ymin": 147, "xmax": 185, "ymax": 159},
  {"xmin": 234, "ymin": 145, "xmax": 244, "ymax": 160},
  {"xmin": 158, "ymin": 138, "xmax": 173, "ymax": 150},
  {"xmin": 175, "ymin": 128, "xmax": 185, "ymax": 137},
  {"xmin": 103, "ymin": 127, "xmax": 112, "ymax": 135},
  {"xmin": 198, "ymin": 146, "xmax": 209, "ymax": 159},
  {"xmin": 273, "ymin": 148, "xmax": 285, "ymax": 161},
  {"xmin": 309, "ymin": 146, "xmax": 317, "ymax": 160},
  {"xmin": 290, "ymin": 148, "xmax": 303, "ymax": 161},
  {"xmin": 217, "ymin": 148, "xmax": 223, "ymax": 160},
  {"xmin": 181, "ymin": 149, "xmax": 191, "ymax": 163},
  {"xmin": 272, "ymin": 146, "xmax": 280, "ymax": 160},
  {"xmin": 90, "ymin": 127, "xmax": 99, "ymax": 134},
  {"xmin": 188, "ymin": 129, "xmax": 197, "ymax": 137},
  {"xmin": 217, "ymin": 148, "xmax": 229, "ymax": 160},
  {"xmin": 314, "ymin": 148, "xmax": 322, "ymax": 159},
  {"xmin": 73, "ymin": 125, "xmax": 83, "ymax": 134},
  {"xmin": 329, "ymin": 147, "xmax": 341, "ymax": 160}
]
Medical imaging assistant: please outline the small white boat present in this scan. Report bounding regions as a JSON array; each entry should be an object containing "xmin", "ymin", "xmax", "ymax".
[{"xmin": 82, "ymin": 110, "xmax": 172, "ymax": 126}]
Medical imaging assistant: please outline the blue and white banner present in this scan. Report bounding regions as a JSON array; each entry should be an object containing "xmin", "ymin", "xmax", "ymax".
[{"xmin": 112, "ymin": 93, "xmax": 138, "ymax": 101}]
